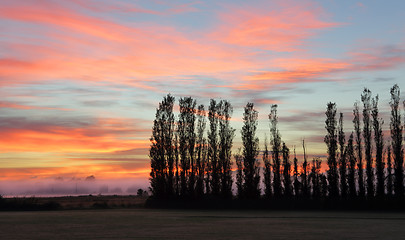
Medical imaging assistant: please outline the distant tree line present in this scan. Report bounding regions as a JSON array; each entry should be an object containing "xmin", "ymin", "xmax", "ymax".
[{"xmin": 149, "ymin": 84, "xmax": 404, "ymax": 203}]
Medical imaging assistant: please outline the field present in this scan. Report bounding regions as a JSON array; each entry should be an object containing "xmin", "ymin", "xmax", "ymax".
[
  {"xmin": 1, "ymin": 209, "xmax": 405, "ymax": 239},
  {"xmin": 0, "ymin": 195, "xmax": 147, "ymax": 210}
]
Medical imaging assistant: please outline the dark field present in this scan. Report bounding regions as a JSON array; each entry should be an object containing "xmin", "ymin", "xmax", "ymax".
[
  {"xmin": 0, "ymin": 195, "xmax": 147, "ymax": 210},
  {"xmin": 1, "ymin": 209, "xmax": 405, "ymax": 239}
]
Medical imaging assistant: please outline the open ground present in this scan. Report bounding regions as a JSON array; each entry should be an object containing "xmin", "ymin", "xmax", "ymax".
[{"xmin": 1, "ymin": 209, "xmax": 405, "ymax": 239}]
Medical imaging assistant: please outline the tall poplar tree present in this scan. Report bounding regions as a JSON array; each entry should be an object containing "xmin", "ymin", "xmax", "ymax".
[
  {"xmin": 347, "ymin": 133, "xmax": 357, "ymax": 198},
  {"xmin": 178, "ymin": 97, "xmax": 197, "ymax": 197},
  {"xmin": 325, "ymin": 102, "xmax": 339, "ymax": 199},
  {"xmin": 174, "ymin": 132, "xmax": 180, "ymax": 196},
  {"xmin": 293, "ymin": 147, "xmax": 301, "ymax": 197},
  {"xmin": 302, "ymin": 140, "xmax": 309, "ymax": 198},
  {"xmin": 241, "ymin": 102, "xmax": 260, "ymax": 198},
  {"xmin": 218, "ymin": 100, "xmax": 235, "ymax": 198},
  {"xmin": 362, "ymin": 88, "xmax": 374, "ymax": 198},
  {"xmin": 150, "ymin": 94, "xmax": 175, "ymax": 198},
  {"xmin": 387, "ymin": 145, "xmax": 393, "ymax": 196},
  {"xmin": 372, "ymin": 95, "xmax": 384, "ymax": 198},
  {"xmin": 234, "ymin": 148, "xmax": 244, "ymax": 198},
  {"xmin": 269, "ymin": 104, "xmax": 282, "ymax": 198},
  {"xmin": 208, "ymin": 99, "xmax": 220, "ymax": 196},
  {"xmin": 338, "ymin": 112, "xmax": 347, "ymax": 199},
  {"xmin": 282, "ymin": 142, "xmax": 292, "ymax": 197},
  {"xmin": 310, "ymin": 158, "xmax": 322, "ymax": 199},
  {"xmin": 390, "ymin": 84, "xmax": 404, "ymax": 197},
  {"xmin": 195, "ymin": 104, "xmax": 207, "ymax": 197},
  {"xmin": 263, "ymin": 138, "xmax": 272, "ymax": 198},
  {"xmin": 353, "ymin": 101, "xmax": 365, "ymax": 198}
]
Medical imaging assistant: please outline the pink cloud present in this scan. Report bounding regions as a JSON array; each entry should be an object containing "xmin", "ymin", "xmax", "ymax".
[
  {"xmin": 212, "ymin": 1, "xmax": 340, "ymax": 51},
  {"xmin": 347, "ymin": 46, "xmax": 405, "ymax": 71},
  {"xmin": 167, "ymin": 2, "xmax": 201, "ymax": 14},
  {"xmin": 356, "ymin": 2, "xmax": 365, "ymax": 8},
  {"xmin": 0, "ymin": 101, "xmax": 71, "ymax": 111},
  {"xmin": 0, "ymin": 1, "xmax": 261, "ymax": 89},
  {"xmin": 234, "ymin": 45, "xmax": 405, "ymax": 90},
  {"xmin": 0, "ymin": 3, "xmax": 131, "ymax": 42},
  {"xmin": 67, "ymin": 0, "xmax": 161, "ymax": 15},
  {"xmin": 233, "ymin": 58, "xmax": 350, "ymax": 90}
]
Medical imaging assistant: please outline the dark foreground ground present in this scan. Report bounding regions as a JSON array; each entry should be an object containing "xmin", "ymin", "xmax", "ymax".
[{"xmin": 1, "ymin": 209, "xmax": 405, "ymax": 239}]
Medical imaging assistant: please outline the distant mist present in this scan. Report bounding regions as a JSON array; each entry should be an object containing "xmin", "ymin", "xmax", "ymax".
[{"xmin": 0, "ymin": 177, "xmax": 149, "ymax": 197}]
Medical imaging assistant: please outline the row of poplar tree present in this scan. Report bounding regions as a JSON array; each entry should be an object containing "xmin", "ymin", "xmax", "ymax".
[{"xmin": 149, "ymin": 84, "xmax": 404, "ymax": 200}]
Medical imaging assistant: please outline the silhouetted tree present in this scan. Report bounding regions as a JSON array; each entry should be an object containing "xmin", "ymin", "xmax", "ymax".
[
  {"xmin": 150, "ymin": 94, "xmax": 175, "ymax": 198},
  {"xmin": 282, "ymin": 142, "xmax": 292, "ymax": 197},
  {"xmin": 202, "ymin": 143, "xmax": 209, "ymax": 195},
  {"xmin": 218, "ymin": 100, "xmax": 235, "ymax": 198},
  {"xmin": 353, "ymin": 101, "xmax": 365, "ymax": 198},
  {"xmin": 325, "ymin": 102, "xmax": 339, "ymax": 199},
  {"xmin": 234, "ymin": 148, "xmax": 244, "ymax": 198},
  {"xmin": 372, "ymin": 95, "xmax": 384, "ymax": 198},
  {"xmin": 347, "ymin": 133, "xmax": 357, "ymax": 198},
  {"xmin": 241, "ymin": 102, "xmax": 260, "ymax": 198},
  {"xmin": 302, "ymin": 139, "xmax": 309, "ymax": 198},
  {"xmin": 137, "ymin": 189, "xmax": 145, "ymax": 197},
  {"xmin": 320, "ymin": 174, "xmax": 328, "ymax": 199},
  {"xmin": 387, "ymin": 145, "xmax": 393, "ymax": 196},
  {"xmin": 269, "ymin": 104, "xmax": 282, "ymax": 198},
  {"xmin": 310, "ymin": 158, "xmax": 322, "ymax": 199},
  {"xmin": 178, "ymin": 97, "xmax": 197, "ymax": 197},
  {"xmin": 195, "ymin": 104, "xmax": 207, "ymax": 197},
  {"xmin": 338, "ymin": 112, "xmax": 347, "ymax": 199},
  {"xmin": 263, "ymin": 138, "xmax": 272, "ymax": 198},
  {"xmin": 174, "ymin": 133, "xmax": 180, "ymax": 196},
  {"xmin": 390, "ymin": 84, "xmax": 404, "ymax": 197},
  {"xmin": 362, "ymin": 88, "xmax": 374, "ymax": 198},
  {"xmin": 293, "ymin": 147, "xmax": 301, "ymax": 197},
  {"xmin": 208, "ymin": 99, "xmax": 219, "ymax": 196},
  {"xmin": 204, "ymin": 143, "xmax": 211, "ymax": 195}
]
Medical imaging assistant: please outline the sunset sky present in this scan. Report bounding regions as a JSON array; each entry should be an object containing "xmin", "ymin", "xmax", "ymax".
[{"xmin": 0, "ymin": 0, "xmax": 404, "ymax": 194}]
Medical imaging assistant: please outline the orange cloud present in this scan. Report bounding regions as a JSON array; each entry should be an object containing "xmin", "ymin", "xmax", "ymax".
[
  {"xmin": 0, "ymin": 117, "xmax": 150, "ymax": 153},
  {"xmin": 256, "ymin": 59, "xmax": 349, "ymax": 80},
  {"xmin": 213, "ymin": 2, "xmax": 339, "ymax": 51},
  {"xmin": 254, "ymin": 98, "xmax": 282, "ymax": 105},
  {"xmin": 233, "ymin": 58, "xmax": 350, "ymax": 90},
  {"xmin": 0, "ymin": 128, "xmax": 148, "ymax": 153},
  {"xmin": 0, "ymin": 165, "xmax": 150, "ymax": 181}
]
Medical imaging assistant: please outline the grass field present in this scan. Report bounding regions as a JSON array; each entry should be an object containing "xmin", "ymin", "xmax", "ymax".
[{"xmin": 1, "ymin": 209, "xmax": 405, "ymax": 239}]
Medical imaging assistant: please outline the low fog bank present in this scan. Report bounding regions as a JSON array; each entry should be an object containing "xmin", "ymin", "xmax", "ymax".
[{"xmin": 0, "ymin": 176, "xmax": 150, "ymax": 197}]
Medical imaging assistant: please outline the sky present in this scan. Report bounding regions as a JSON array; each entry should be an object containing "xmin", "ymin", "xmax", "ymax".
[{"xmin": 0, "ymin": 0, "xmax": 404, "ymax": 195}]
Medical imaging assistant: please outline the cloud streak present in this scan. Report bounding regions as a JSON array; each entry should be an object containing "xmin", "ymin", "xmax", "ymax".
[
  {"xmin": 237, "ymin": 45, "xmax": 405, "ymax": 91},
  {"xmin": 0, "ymin": 117, "xmax": 150, "ymax": 153},
  {"xmin": 0, "ymin": 101, "xmax": 71, "ymax": 111}
]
